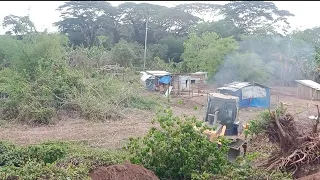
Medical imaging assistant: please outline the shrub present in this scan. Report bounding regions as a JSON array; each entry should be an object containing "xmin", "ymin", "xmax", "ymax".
[
  {"xmin": 0, "ymin": 141, "xmax": 127, "ymax": 180},
  {"xmin": 126, "ymin": 109, "xmax": 230, "ymax": 180},
  {"xmin": 0, "ymin": 34, "xmax": 159, "ymax": 124}
]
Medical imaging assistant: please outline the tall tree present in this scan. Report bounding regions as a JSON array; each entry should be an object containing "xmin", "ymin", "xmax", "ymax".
[
  {"xmin": 193, "ymin": 20, "xmax": 241, "ymax": 39},
  {"xmin": 173, "ymin": 3, "xmax": 221, "ymax": 21},
  {"xmin": 159, "ymin": 36, "xmax": 185, "ymax": 62},
  {"xmin": 54, "ymin": 1, "xmax": 117, "ymax": 47},
  {"xmin": 2, "ymin": 15, "xmax": 37, "ymax": 35},
  {"xmin": 182, "ymin": 32, "xmax": 238, "ymax": 75},
  {"xmin": 116, "ymin": 2, "xmax": 167, "ymax": 44},
  {"xmin": 220, "ymin": 1, "xmax": 294, "ymax": 35},
  {"xmin": 117, "ymin": 2, "xmax": 200, "ymax": 44}
]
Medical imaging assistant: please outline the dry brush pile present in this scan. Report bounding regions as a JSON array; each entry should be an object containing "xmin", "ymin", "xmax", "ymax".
[{"xmin": 250, "ymin": 104, "xmax": 320, "ymax": 177}]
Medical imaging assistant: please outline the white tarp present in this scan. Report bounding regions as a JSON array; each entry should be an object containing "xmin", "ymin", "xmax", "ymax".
[
  {"xmin": 241, "ymin": 86, "xmax": 266, "ymax": 99},
  {"xmin": 140, "ymin": 72, "xmax": 153, "ymax": 82}
]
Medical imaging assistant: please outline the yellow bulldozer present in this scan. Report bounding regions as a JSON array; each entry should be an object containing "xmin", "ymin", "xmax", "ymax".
[{"xmin": 201, "ymin": 93, "xmax": 248, "ymax": 161}]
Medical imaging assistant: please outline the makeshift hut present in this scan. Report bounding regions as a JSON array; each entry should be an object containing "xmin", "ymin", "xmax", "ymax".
[
  {"xmin": 140, "ymin": 71, "xmax": 171, "ymax": 91},
  {"xmin": 191, "ymin": 72, "xmax": 208, "ymax": 82},
  {"xmin": 217, "ymin": 82, "xmax": 271, "ymax": 108},
  {"xmin": 295, "ymin": 80, "xmax": 320, "ymax": 100}
]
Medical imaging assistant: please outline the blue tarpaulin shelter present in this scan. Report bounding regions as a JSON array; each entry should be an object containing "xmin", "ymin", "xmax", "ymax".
[
  {"xmin": 159, "ymin": 75, "xmax": 171, "ymax": 84},
  {"xmin": 140, "ymin": 71, "xmax": 172, "ymax": 91},
  {"xmin": 217, "ymin": 82, "xmax": 270, "ymax": 108}
]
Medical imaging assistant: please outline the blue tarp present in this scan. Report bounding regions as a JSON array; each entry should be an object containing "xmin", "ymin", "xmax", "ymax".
[{"xmin": 159, "ymin": 75, "xmax": 171, "ymax": 84}]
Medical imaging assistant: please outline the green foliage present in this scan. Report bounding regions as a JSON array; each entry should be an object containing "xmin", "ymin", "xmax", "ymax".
[
  {"xmin": 110, "ymin": 40, "xmax": 143, "ymax": 67},
  {"xmin": 193, "ymin": 20, "xmax": 241, "ymax": 39},
  {"xmin": 148, "ymin": 57, "xmax": 181, "ymax": 73},
  {"xmin": 159, "ymin": 36, "xmax": 185, "ymax": 62},
  {"xmin": 147, "ymin": 43, "xmax": 169, "ymax": 61},
  {"xmin": 244, "ymin": 105, "xmax": 287, "ymax": 136},
  {"xmin": 0, "ymin": 34, "xmax": 82, "ymax": 124},
  {"xmin": 2, "ymin": 14, "xmax": 37, "ymax": 35},
  {"xmin": 126, "ymin": 109, "xmax": 230, "ymax": 180},
  {"xmin": 0, "ymin": 34, "xmax": 159, "ymax": 124},
  {"xmin": 213, "ymin": 163, "xmax": 292, "ymax": 180},
  {"xmin": 213, "ymin": 151, "xmax": 292, "ymax": 180},
  {"xmin": 0, "ymin": 141, "xmax": 127, "ymax": 180},
  {"xmin": 219, "ymin": 1, "xmax": 294, "ymax": 35},
  {"xmin": 182, "ymin": 32, "xmax": 238, "ymax": 76}
]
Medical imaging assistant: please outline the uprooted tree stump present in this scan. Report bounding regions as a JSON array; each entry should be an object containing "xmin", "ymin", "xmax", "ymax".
[{"xmin": 258, "ymin": 107, "xmax": 320, "ymax": 176}]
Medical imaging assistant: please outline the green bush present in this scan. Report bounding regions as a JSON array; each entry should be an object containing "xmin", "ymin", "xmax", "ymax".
[
  {"xmin": 0, "ymin": 34, "xmax": 159, "ymax": 124},
  {"xmin": 0, "ymin": 141, "xmax": 127, "ymax": 180},
  {"xmin": 126, "ymin": 109, "xmax": 230, "ymax": 180},
  {"xmin": 212, "ymin": 153, "xmax": 292, "ymax": 180}
]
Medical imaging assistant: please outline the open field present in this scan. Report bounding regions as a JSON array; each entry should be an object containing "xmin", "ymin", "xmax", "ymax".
[{"xmin": 1, "ymin": 86, "xmax": 319, "ymax": 149}]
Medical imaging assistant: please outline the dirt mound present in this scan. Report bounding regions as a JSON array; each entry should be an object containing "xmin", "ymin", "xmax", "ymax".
[
  {"xmin": 89, "ymin": 162, "xmax": 159, "ymax": 180},
  {"xmin": 298, "ymin": 171, "xmax": 320, "ymax": 180}
]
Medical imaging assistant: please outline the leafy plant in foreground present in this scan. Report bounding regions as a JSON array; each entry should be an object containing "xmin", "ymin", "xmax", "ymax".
[{"xmin": 126, "ymin": 109, "xmax": 230, "ymax": 180}]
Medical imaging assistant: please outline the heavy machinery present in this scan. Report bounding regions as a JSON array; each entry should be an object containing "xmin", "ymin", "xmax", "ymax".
[{"xmin": 202, "ymin": 93, "xmax": 247, "ymax": 161}]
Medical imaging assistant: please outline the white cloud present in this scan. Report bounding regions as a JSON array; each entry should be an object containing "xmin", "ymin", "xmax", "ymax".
[{"xmin": 0, "ymin": 1, "xmax": 319, "ymax": 34}]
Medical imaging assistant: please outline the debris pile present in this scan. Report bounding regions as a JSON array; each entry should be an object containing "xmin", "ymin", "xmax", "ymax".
[{"xmin": 259, "ymin": 108, "xmax": 320, "ymax": 175}]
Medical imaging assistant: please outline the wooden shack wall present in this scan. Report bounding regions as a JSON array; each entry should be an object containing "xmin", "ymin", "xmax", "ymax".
[
  {"xmin": 190, "ymin": 74, "xmax": 206, "ymax": 81},
  {"xmin": 297, "ymin": 83, "xmax": 320, "ymax": 100}
]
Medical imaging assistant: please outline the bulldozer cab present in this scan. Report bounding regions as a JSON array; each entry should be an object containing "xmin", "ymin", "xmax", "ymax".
[
  {"xmin": 204, "ymin": 93, "xmax": 241, "ymax": 136},
  {"xmin": 203, "ymin": 93, "xmax": 247, "ymax": 161}
]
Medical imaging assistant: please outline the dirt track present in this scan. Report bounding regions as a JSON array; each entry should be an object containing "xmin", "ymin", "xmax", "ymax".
[{"xmin": 0, "ymin": 86, "xmax": 319, "ymax": 148}]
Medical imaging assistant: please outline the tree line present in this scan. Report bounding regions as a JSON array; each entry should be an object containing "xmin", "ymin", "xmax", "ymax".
[{"xmin": 2, "ymin": 1, "xmax": 320, "ymax": 85}]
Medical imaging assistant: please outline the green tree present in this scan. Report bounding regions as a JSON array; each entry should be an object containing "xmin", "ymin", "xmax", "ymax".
[
  {"xmin": 54, "ymin": 1, "xmax": 118, "ymax": 47},
  {"xmin": 182, "ymin": 32, "xmax": 238, "ymax": 75},
  {"xmin": 110, "ymin": 40, "xmax": 143, "ymax": 67},
  {"xmin": 159, "ymin": 36, "xmax": 185, "ymax": 62},
  {"xmin": 193, "ymin": 20, "xmax": 241, "ymax": 39},
  {"xmin": 220, "ymin": 1, "xmax": 294, "ymax": 35},
  {"xmin": 173, "ymin": 3, "xmax": 221, "ymax": 19},
  {"xmin": 147, "ymin": 43, "xmax": 169, "ymax": 61},
  {"xmin": 117, "ymin": 2, "xmax": 200, "ymax": 44},
  {"xmin": 2, "ymin": 15, "xmax": 37, "ymax": 35}
]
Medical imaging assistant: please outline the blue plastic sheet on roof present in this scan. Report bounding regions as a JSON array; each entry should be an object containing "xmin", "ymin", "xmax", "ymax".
[{"xmin": 159, "ymin": 75, "xmax": 171, "ymax": 84}]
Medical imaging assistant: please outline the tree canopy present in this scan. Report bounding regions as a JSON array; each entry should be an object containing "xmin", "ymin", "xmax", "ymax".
[{"xmin": 2, "ymin": 1, "xmax": 320, "ymax": 85}]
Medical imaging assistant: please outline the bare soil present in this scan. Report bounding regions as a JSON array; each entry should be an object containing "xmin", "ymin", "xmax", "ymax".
[
  {"xmin": 0, "ymin": 86, "xmax": 318, "ymax": 149},
  {"xmin": 0, "ymin": 109, "xmax": 155, "ymax": 149},
  {"xmin": 1, "ymin": 86, "xmax": 320, "ymax": 178},
  {"xmin": 298, "ymin": 172, "xmax": 320, "ymax": 180},
  {"xmin": 89, "ymin": 162, "xmax": 159, "ymax": 180}
]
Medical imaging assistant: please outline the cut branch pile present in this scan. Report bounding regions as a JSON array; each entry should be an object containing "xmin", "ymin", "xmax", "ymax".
[{"xmin": 259, "ymin": 107, "xmax": 320, "ymax": 175}]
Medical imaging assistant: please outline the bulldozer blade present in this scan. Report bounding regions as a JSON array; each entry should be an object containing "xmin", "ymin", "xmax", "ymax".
[{"xmin": 228, "ymin": 148, "xmax": 241, "ymax": 161}]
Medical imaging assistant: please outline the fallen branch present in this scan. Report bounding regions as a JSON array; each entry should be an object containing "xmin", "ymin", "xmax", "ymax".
[{"xmin": 259, "ymin": 108, "xmax": 320, "ymax": 176}]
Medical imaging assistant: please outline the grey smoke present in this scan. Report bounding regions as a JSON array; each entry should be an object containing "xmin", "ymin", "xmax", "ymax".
[{"xmin": 213, "ymin": 35, "xmax": 316, "ymax": 86}]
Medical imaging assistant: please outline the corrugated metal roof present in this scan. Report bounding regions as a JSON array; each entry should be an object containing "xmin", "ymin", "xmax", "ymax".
[
  {"xmin": 217, "ymin": 82, "xmax": 270, "ymax": 92},
  {"xmin": 192, "ymin": 72, "xmax": 208, "ymax": 75},
  {"xmin": 217, "ymin": 82, "xmax": 251, "ymax": 92},
  {"xmin": 209, "ymin": 93, "xmax": 239, "ymax": 100},
  {"xmin": 296, "ymin": 80, "xmax": 320, "ymax": 90},
  {"xmin": 145, "ymin": 70, "xmax": 171, "ymax": 76}
]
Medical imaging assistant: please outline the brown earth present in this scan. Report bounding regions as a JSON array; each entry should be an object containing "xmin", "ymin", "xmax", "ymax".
[
  {"xmin": 298, "ymin": 172, "xmax": 320, "ymax": 180},
  {"xmin": 0, "ymin": 86, "xmax": 319, "ymax": 148},
  {"xmin": 89, "ymin": 162, "xmax": 159, "ymax": 180},
  {"xmin": 1, "ymin": 86, "xmax": 320, "ymax": 179}
]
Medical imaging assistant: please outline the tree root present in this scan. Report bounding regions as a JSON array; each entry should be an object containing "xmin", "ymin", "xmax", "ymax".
[{"xmin": 259, "ymin": 108, "xmax": 320, "ymax": 176}]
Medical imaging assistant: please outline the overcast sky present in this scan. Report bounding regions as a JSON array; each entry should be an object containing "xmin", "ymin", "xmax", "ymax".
[{"xmin": 0, "ymin": 1, "xmax": 319, "ymax": 34}]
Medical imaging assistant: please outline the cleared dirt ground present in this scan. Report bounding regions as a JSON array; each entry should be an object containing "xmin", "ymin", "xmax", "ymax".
[{"xmin": 0, "ymin": 86, "xmax": 319, "ymax": 148}]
